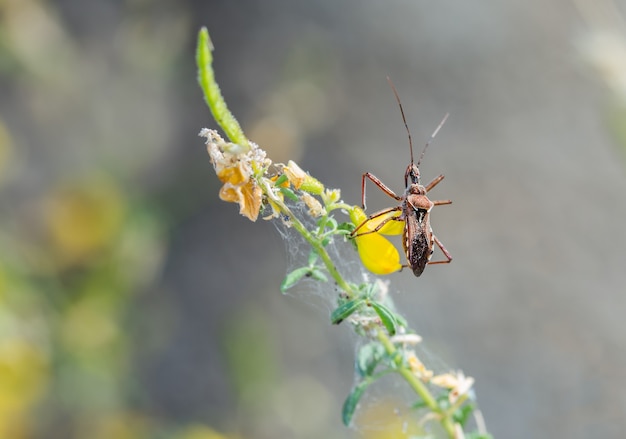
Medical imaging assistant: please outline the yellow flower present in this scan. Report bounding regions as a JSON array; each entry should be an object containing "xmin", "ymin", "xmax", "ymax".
[
  {"xmin": 349, "ymin": 207, "xmax": 404, "ymax": 275},
  {"xmin": 201, "ymin": 129, "xmax": 270, "ymax": 221}
]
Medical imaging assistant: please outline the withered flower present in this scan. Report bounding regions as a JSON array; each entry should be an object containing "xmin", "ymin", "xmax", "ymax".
[{"xmin": 200, "ymin": 129, "xmax": 270, "ymax": 221}]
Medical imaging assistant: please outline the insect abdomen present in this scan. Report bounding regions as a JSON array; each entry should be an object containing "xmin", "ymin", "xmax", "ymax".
[{"xmin": 403, "ymin": 210, "xmax": 431, "ymax": 277}]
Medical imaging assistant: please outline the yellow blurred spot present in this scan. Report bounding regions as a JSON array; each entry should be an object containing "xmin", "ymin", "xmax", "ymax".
[
  {"xmin": 0, "ymin": 119, "xmax": 13, "ymax": 183},
  {"xmin": 43, "ymin": 178, "xmax": 125, "ymax": 266},
  {"xmin": 353, "ymin": 396, "xmax": 423, "ymax": 439},
  {"xmin": 88, "ymin": 412, "xmax": 152, "ymax": 439},
  {"xmin": 178, "ymin": 425, "xmax": 235, "ymax": 439},
  {"xmin": 0, "ymin": 339, "xmax": 48, "ymax": 436},
  {"xmin": 62, "ymin": 296, "xmax": 120, "ymax": 352}
]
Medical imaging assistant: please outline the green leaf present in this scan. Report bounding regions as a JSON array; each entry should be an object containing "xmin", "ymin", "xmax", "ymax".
[
  {"xmin": 307, "ymin": 249, "xmax": 319, "ymax": 266},
  {"xmin": 325, "ymin": 216, "xmax": 338, "ymax": 231},
  {"xmin": 279, "ymin": 187, "xmax": 299, "ymax": 201},
  {"xmin": 453, "ymin": 401, "xmax": 475, "ymax": 427},
  {"xmin": 337, "ymin": 221, "xmax": 356, "ymax": 233},
  {"xmin": 342, "ymin": 380, "xmax": 370, "ymax": 426},
  {"xmin": 308, "ymin": 267, "xmax": 328, "ymax": 282},
  {"xmin": 331, "ymin": 298, "xmax": 365, "ymax": 325},
  {"xmin": 280, "ymin": 267, "xmax": 311, "ymax": 292},
  {"xmin": 356, "ymin": 343, "xmax": 385, "ymax": 377},
  {"xmin": 370, "ymin": 302, "xmax": 397, "ymax": 335},
  {"xmin": 274, "ymin": 173, "xmax": 288, "ymax": 186}
]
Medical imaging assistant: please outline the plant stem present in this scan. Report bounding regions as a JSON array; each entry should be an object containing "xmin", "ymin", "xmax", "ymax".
[
  {"xmin": 376, "ymin": 329, "xmax": 456, "ymax": 437},
  {"xmin": 260, "ymin": 179, "xmax": 355, "ymax": 298}
]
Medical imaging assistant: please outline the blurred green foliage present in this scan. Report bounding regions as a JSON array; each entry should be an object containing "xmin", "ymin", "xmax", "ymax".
[{"xmin": 0, "ymin": 0, "xmax": 242, "ymax": 437}]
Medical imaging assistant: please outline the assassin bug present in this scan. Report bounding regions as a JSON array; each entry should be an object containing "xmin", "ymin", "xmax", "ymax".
[{"xmin": 351, "ymin": 78, "xmax": 452, "ymax": 277}]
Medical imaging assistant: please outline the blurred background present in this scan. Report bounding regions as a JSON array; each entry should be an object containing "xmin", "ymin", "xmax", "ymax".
[{"xmin": 1, "ymin": 0, "xmax": 626, "ymax": 438}]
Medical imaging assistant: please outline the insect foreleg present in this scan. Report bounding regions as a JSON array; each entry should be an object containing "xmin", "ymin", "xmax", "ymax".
[
  {"xmin": 351, "ymin": 206, "xmax": 403, "ymax": 237},
  {"xmin": 361, "ymin": 172, "xmax": 402, "ymax": 210}
]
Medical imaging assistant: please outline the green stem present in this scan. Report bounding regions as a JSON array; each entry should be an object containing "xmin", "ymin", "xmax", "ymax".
[
  {"xmin": 196, "ymin": 27, "xmax": 249, "ymax": 148},
  {"xmin": 376, "ymin": 330, "xmax": 456, "ymax": 437},
  {"xmin": 261, "ymin": 179, "xmax": 355, "ymax": 298}
]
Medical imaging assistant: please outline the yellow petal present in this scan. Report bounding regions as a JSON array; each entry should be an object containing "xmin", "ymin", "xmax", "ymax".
[
  {"xmin": 301, "ymin": 192, "xmax": 325, "ymax": 217},
  {"xmin": 283, "ymin": 160, "xmax": 307, "ymax": 189},
  {"xmin": 239, "ymin": 180, "xmax": 262, "ymax": 221},
  {"xmin": 349, "ymin": 206, "xmax": 368, "ymax": 226},
  {"xmin": 349, "ymin": 207, "xmax": 403, "ymax": 274},
  {"xmin": 219, "ymin": 180, "xmax": 262, "ymax": 222},
  {"xmin": 354, "ymin": 232, "xmax": 402, "ymax": 275},
  {"xmin": 217, "ymin": 161, "xmax": 249, "ymax": 185},
  {"xmin": 431, "ymin": 373, "xmax": 458, "ymax": 389}
]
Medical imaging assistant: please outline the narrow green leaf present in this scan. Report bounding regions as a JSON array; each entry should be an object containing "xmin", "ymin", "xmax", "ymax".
[
  {"xmin": 342, "ymin": 380, "xmax": 370, "ymax": 426},
  {"xmin": 308, "ymin": 268, "xmax": 328, "ymax": 282},
  {"xmin": 279, "ymin": 187, "xmax": 299, "ymax": 201},
  {"xmin": 370, "ymin": 302, "xmax": 397, "ymax": 335},
  {"xmin": 196, "ymin": 27, "xmax": 249, "ymax": 147},
  {"xmin": 274, "ymin": 173, "xmax": 288, "ymax": 186},
  {"xmin": 331, "ymin": 298, "xmax": 365, "ymax": 325},
  {"xmin": 280, "ymin": 267, "xmax": 311, "ymax": 292},
  {"xmin": 307, "ymin": 249, "xmax": 319, "ymax": 266}
]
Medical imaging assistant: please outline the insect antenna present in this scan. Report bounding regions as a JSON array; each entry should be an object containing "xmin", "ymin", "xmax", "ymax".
[
  {"xmin": 386, "ymin": 76, "xmax": 414, "ymax": 164},
  {"xmin": 417, "ymin": 112, "xmax": 450, "ymax": 167}
]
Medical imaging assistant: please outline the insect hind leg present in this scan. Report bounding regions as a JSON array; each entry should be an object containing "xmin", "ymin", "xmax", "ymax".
[{"xmin": 427, "ymin": 234, "xmax": 452, "ymax": 265}]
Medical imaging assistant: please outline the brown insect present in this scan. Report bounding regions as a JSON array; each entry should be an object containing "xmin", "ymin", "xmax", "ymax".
[{"xmin": 351, "ymin": 78, "xmax": 452, "ymax": 277}]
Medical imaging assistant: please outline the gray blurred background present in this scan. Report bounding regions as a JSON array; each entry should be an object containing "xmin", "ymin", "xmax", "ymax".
[{"xmin": 1, "ymin": 0, "xmax": 626, "ymax": 438}]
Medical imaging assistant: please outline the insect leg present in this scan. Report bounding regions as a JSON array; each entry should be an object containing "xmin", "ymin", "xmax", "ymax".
[
  {"xmin": 351, "ymin": 206, "xmax": 403, "ymax": 237},
  {"xmin": 427, "ymin": 234, "xmax": 452, "ymax": 264},
  {"xmin": 432, "ymin": 199, "xmax": 452, "ymax": 206},
  {"xmin": 361, "ymin": 172, "xmax": 402, "ymax": 210},
  {"xmin": 424, "ymin": 174, "xmax": 445, "ymax": 192}
]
